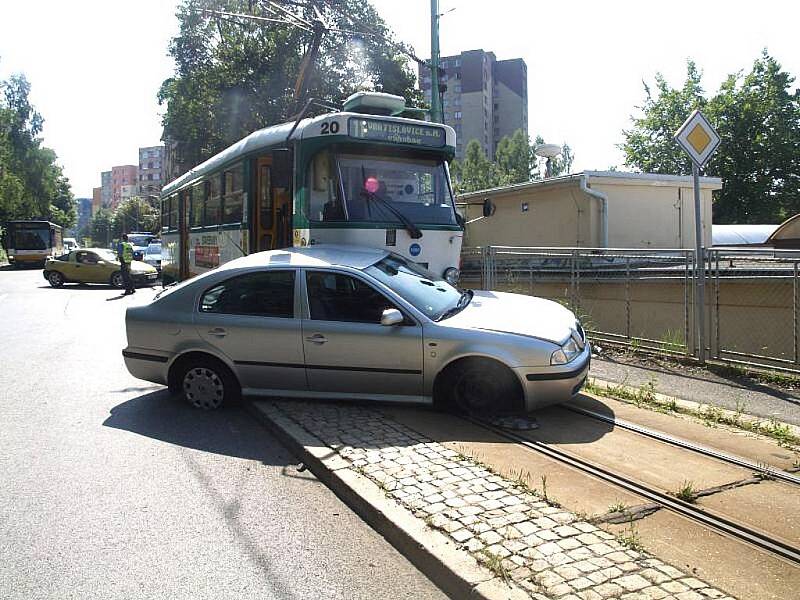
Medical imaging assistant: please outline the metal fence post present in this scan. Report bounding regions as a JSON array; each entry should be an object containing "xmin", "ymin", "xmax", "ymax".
[
  {"xmin": 684, "ymin": 250, "xmax": 690, "ymax": 357},
  {"xmin": 625, "ymin": 256, "xmax": 631, "ymax": 341},
  {"xmin": 794, "ymin": 261, "xmax": 798, "ymax": 365}
]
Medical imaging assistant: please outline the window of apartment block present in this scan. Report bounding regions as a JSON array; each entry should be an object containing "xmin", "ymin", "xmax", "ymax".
[{"xmin": 454, "ymin": 111, "xmax": 461, "ymax": 120}]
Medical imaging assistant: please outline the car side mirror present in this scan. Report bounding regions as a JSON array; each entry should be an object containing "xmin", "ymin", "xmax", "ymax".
[
  {"xmin": 455, "ymin": 212, "xmax": 466, "ymax": 228},
  {"xmin": 482, "ymin": 198, "xmax": 496, "ymax": 218},
  {"xmin": 380, "ymin": 308, "xmax": 404, "ymax": 326}
]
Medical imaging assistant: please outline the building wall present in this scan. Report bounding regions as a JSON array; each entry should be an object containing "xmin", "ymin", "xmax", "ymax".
[
  {"xmin": 461, "ymin": 173, "xmax": 719, "ymax": 249},
  {"xmin": 420, "ymin": 49, "xmax": 527, "ymax": 160},
  {"xmin": 111, "ymin": 165, "xmax": 138, "ymax": 207},
  {"xmin": 138, "ymin": 145, "xmax": 164, "ymax": 196},
  {"xmin": 101, "ymin": 171, "xmax": 112, "ymax": 208}
]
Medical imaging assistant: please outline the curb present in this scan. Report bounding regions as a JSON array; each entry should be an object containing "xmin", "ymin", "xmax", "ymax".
[
  {"xmin": 588, "ymin": 376, "xmax": 800, "ymax": 440},
  {"xmin": 244, "ymin": 400, "xmax": 529, "ymax": 600}
]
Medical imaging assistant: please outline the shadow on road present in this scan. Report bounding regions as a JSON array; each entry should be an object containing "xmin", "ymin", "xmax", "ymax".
[{"xmin": 103, "ymin": 389, "xmax": 293, "ymax": 466}]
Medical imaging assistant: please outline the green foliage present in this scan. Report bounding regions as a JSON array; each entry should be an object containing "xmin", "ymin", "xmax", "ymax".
[
  {"xmin": 90, "ymin": 209, "xmax": 113, "ymax": 247},
  {"xmin": 0, "ymin": 69, "xmax": 76, "ymax": 228},
  {"xmin": 160, "ymin": 0, "xmax": 421, "ymax": 172},
  {"xmin": 452, "ymin": 130, "xmax": 575, "ymax": 194},
  {"xmin": 621, "ymin": 52, "xmax": 800, "ymax": 224},
  {"xmin": 111, "ymin": 197, "xmax": 160, "ymax": 238}
]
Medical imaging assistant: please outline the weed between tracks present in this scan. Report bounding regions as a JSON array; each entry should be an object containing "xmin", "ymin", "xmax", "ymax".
[
  {"xmin": 584, "ymin": 378, "xmax": 800, "ymax": 449},
  {"xmin": 673, "ymin": 480, "xmax": 697, "ymax": 503}
]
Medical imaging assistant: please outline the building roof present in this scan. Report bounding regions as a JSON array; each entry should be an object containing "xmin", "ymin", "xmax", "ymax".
[
  {"xmin": 712, "ymin": 224, "xmax": 779, "ymax": 246},
  {"xmin": 457, "ymin": 171, "xmax": 723, "ymax": 201}
]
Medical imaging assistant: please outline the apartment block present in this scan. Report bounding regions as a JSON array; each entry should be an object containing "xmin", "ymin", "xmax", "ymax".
[
  {"xmin": 92, "ymin": 187, "xmax": 102, "ymax": 215},
  {"xmin": 138, "ymin": 145, "xmax": 165, "ymax": 197},
  {"xmin": 419, "ymin": 49, "xmax": 528, "ymax": 160},
  {"xmin": 111, "ymin": 165, "xmax": 138, "ymax": 207},
  {"xmin": 101, "ymin": 171, "xmax": 112, "ymax": 208}
]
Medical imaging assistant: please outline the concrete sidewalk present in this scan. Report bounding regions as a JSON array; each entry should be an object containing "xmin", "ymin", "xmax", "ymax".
[{"xmin": 590, "ymin": 352, "xmax": 800, "ymax": 427}]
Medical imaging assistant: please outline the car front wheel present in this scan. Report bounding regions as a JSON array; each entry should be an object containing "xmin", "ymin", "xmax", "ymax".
[
  {"xmin": 47, "ymin": 271, "xmax": 65, "ymax": 288},
  {"xmin": 110, "ymin": 271, "xmax": 124, "ymax": 289},
  {"xmin": 445, "ymin": 358, "xmax": 522, "ymax": 415},
  {"xmin": 178, "ymin": 357, "xmax": 240, "ymax": 410}
]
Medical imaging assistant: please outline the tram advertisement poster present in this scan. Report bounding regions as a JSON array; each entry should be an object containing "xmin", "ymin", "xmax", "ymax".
[{"xmin": 195, "ymin": 236, "xmax": 220, "ymax": 269}]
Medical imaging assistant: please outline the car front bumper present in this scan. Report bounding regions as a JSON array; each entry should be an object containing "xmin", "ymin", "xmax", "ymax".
[
  {"xmin": 515, "ymin": 344, "xmax": 591, "ymax": 411},
  {"xmin": 131, "ymin": 271, "xmax": 159, "ymax": 285}
]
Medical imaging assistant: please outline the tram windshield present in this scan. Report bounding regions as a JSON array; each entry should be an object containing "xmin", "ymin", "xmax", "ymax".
[{"xmin": 308, "ymin": 151, "xmax": 458, "ymax": 227}]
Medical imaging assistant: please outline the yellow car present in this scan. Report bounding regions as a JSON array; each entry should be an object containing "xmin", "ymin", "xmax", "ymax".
[{"xmin": 43, "ymin": 248, "xmax": 158, "ymax": 289}]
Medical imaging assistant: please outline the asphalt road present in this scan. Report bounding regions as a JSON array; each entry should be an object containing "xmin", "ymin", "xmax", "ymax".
[{"xmin": 0, "ymin": 268, "xmax": 446, "ymax": 600}]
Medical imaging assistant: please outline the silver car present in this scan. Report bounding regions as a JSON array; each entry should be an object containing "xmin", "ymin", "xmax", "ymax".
[{"xmin": 123, "ymin": 245, "xmax": 590, "ymax": 412}]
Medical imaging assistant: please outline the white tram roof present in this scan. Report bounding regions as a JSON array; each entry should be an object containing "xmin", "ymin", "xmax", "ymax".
[{"xmin": 162, "ymin": 112, "xmax": 455, "ymax": 197}]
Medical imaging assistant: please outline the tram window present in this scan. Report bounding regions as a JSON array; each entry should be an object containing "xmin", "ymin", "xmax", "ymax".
[
  {"xmin": 190, "ymin": 183, "xmax": 206, "ymax": 228},
  {"xmin": 223, "ymin": 163, "xmax": 244, "ymax": 224},
  {"xmin": 169, "ymin": 194, "xmax": 179, "ymax": 231},
  {"xmin": 206, "ymin": 178, "xmax": 221, "ymax": 226},
  {"xmin": 308, "ymin": 151, "xmax": 344, "ymax": 222},
  {"xmin": 306, "ymin": 271, "xmax": 398, "ymax": 324},
  {"xmin": 200, "ymin": 270, "xmax": 295, "ymax": 318},
  {"xmin": 161, "ymin": 197, "xmax": 170, "ymax": 231}
]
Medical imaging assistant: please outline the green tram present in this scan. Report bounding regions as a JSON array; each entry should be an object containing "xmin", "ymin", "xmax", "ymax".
[{"xmin": 159, "ymin": 92, "xmax": 463, "ymax": 284}]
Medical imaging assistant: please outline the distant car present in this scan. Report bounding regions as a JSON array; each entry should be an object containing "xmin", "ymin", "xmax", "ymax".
[
  {"xmin": 43, "ymin": 248, "xmax": 158, "ymax": 289},
  {"xmin": 63, "ymin": 237, "xmax": 79, "ymax": 252},
  {"xmin": 123, "ymin": 245, "xmax": 590, "ymax": 412},
  {"xmin": 127, "ymin": 233, "xmax": 158, "ymax": 261},
  {"xmin": 142, "ymin": 242, "xmax": 162, "ymax": 272}
]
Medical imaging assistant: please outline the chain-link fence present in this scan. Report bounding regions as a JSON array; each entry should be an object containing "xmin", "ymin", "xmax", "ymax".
[{"xmin": 461, "ymin": 245, "xmax": 800, "ymax": 374}]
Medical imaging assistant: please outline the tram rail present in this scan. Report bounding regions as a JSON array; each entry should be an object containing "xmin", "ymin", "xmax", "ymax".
[{"xmin": 464, "ymin": 415, "xmax": 800, "ymax": 566}]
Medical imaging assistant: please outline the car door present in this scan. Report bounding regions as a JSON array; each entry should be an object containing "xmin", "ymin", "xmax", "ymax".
[
  {"xmin": 194, "ymin": 269, "xmax": 307, "ymax": 393},
  {"xmin": 71, "ymin": 250, "xmax": 104, "ymax": 283},
  {"xmin": 301, "ymin": 269, "xmax": 423, "ymax": 398}
]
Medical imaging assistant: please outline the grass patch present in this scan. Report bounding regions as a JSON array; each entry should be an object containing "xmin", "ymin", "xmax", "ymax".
[
  {"xmin": 0, "ymin": 246, "xmax": 7, "ymax": 264},
  {"xmin": 585, "ymin": 378, "xmax": 800, "ymax": 449},
  {"xmin": 607, "ymin": 501, "xmax": 628, "ymax": 514},
  {"xmin": 615, "ymin": 519, "xmax": 645, "ymax": 552},
  {"xmin": 673, "ymin": 480, "xmax": 697, "ymax": 503},
  {"xmin": 479, "ymin": 549, "xmax": 511, "ymax": 585}
]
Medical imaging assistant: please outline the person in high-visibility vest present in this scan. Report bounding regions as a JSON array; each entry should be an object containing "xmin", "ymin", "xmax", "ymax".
[{"xmin": 116, "ymin": 234, "xmax": 136, "ymax": 294}]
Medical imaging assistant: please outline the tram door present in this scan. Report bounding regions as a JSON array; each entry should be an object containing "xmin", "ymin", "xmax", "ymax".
[
  {"xmin": 255, "ymin": 156, "xmax": 292, "ymax": 251},
  {"xmin": 179, "ymin": 188, "xmax": 190, "ymax": 280}
]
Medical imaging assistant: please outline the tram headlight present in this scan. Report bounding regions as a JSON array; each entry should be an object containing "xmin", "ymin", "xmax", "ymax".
[{"xmin": 443, "ymin": 267, "xmax": 460, "ymax": 285}]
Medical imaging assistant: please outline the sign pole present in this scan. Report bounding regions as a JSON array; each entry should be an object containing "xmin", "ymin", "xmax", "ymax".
[
  {"xmin": 692, "ymin": 162, "xmax": 705, "ymax": 363},
  {"xmin": 430, "ymin": 0, "xmax": 442, "ymax": 123}
]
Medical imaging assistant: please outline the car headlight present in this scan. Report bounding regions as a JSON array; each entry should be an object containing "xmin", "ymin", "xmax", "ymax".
[
  {"xmin": 443, "ymin": 267, "xmax": 460, "ymax": 285},
  {"xmin": 550, "ymin": 334, "xmax": 582, "ymax": 365}
]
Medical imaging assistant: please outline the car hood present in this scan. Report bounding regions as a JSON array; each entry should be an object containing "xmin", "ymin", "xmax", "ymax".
[
  {"xmin": 441, "ymin": 290, "xmax": 578, "ymax": 344},
  {"xmin": 130, "ymin": 260, "xmax": 156, "ymax": 273}
]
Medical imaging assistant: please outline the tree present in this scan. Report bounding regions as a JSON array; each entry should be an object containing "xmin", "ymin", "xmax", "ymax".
[
  {"xmin": 90, "ymin": 209, "xmax": 113, "ymax": 247},
  {"xmin": 495, "ymin": 129, "xmax": 532, "ymax": 185},
  {"xmin": 0, "ymin": 70, "xmax": 76, "ymax": 227},
  {"xmin": 112, "ymin": 197, "xmax": 160, "ymax": 237},
  {"xmin": 159, "ymin": 0, "xmax": 421, "ymax": 173},
  {"xmin": 621, "ymin": 52, "xmax": 800, "ymax": 224},
  {"xmin": 452, "ymin": 140, "xmax": 498, "ymax": 193}
]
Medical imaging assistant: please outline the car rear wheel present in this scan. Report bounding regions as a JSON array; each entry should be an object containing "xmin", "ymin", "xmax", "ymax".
[
  {"xmin": 444, "ymin": 358, "xmax": 522, "ymax": 415},
  {"xmin": 178, "ymin": 357, "xmax": 240, "ymax": 410},
  {"xmin": 47, "ymin": 271, "xmax": 65, "ymax": 288},
  {"xmin": 110, "ymin": 271, "xmax": 124, "ymax": 289}
]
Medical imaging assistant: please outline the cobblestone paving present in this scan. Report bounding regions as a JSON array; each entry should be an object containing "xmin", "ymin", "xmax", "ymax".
[{"xmin": 268, "ymin": 401, "xmax": 734, "ymax": 600}]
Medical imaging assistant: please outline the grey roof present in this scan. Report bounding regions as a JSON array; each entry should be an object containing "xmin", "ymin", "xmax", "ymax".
[{"xmin": 712, "ymin": 224, "xmax": 779, "ymax": 246}]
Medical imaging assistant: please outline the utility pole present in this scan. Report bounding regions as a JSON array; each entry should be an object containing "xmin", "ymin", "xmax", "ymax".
[{"xmin": 429, "ymin": 0, "xmax": 442, "ymax": 123}]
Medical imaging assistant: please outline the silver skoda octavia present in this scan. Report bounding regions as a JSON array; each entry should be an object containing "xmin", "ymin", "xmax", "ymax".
[{"xmin": 123, "ymin": 245, "xmax": 590, "ymax": 412}]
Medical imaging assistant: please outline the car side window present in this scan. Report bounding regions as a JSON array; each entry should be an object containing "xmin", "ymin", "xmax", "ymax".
[
  {"xmin": 200, "ymin": 270, "xmax": 295, "ymax": 318},
  {"xmin": 306, "ymin": 271, "xmax": 398, "ymax": 323}
]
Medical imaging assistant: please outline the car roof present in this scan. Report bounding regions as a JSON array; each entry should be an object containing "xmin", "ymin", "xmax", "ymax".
[
  {"xmin": 75, "ymin": 248, "xmax": 113, "ymax": 254},
  {"xmin": 221, "ymin": 244, "xmax": 389, "ymax": 272}
]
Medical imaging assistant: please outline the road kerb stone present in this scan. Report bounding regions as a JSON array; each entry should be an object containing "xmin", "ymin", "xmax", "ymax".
[{"xmin": 249, "ymin": 400, "xmax": 735, "ymax": 600}]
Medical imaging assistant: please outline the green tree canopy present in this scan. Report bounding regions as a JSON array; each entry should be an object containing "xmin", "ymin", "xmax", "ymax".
[
  {"xmin": 159, "ymin": 0, "xmax": 421, "ymax": 173},
  {"xmin": 621, "ymin": 52, "xmax": 800, "ymax": 224},
  {"xmin": 0, "ymin": 70, "xmax": 75, "ymax": 228},
  {"xmin": 112, "ymin": 197, "xmax": 160, "ymax": 238}
]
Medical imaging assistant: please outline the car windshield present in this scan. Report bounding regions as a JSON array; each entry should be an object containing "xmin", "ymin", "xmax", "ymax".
[
  {"xmin": 364, "ymin": 254, "xmax": 464, "ymax": 320},
  {"xmin": 145, "ymin": 244, "xmax": 161, "ymax": 255},
  {"xmin": 128, "ymin": 234, "xmax": 152, "ymax": 247}
]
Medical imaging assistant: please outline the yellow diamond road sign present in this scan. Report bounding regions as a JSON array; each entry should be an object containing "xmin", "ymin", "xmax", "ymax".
[{"xmin": 675, "ymin": 110, "xmax": 720, "ymax": 167}]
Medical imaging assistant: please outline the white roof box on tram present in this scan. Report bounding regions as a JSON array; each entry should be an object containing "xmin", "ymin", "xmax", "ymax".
[{"xmin": 343, "ymin": 92, "xmax": 406, "ymax": 116}]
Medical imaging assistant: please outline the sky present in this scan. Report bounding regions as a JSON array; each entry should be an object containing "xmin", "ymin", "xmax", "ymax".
[{"xmin": 1, "ymin": 1, "xmax": 799, "ymax": 198}]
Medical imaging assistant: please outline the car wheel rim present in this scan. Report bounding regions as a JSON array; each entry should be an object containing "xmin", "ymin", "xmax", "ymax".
[
  {"xmin": 456, "ymin": 373, "xmax": 495, "ymax": 413},
  {"xmin": 111, "ymin": 274, "xmax": 122, "ymax": 287},
  {"xmin": 49, "ymin": 272, "xmax": 63, "ymax": 286},
  {"xmin": 183, "ymin": 367, "xmax": 224, "ymax": 410}
]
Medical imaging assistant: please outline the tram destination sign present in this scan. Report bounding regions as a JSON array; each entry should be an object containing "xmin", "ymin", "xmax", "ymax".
[{"xmin": 348, "ymin": 118, "xmax": 445, "ymax": 147}]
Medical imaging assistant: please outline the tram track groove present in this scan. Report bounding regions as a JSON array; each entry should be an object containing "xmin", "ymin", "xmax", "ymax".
[
  {"xmin": 464, "ymin": 415, "xmax": 800, "ymax": 566},
  {"xmin": 561, "ymin": 403, "xmax": 800, "ymax": 487}
]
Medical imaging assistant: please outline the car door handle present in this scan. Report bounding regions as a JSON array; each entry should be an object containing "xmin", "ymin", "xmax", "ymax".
[
  {"xmin": 305, "ymin": 334, "xmax": 327, "ymax": 344},
  {"xmin": 208, "ymin": 328, "xmax": 227, "ymax": 337}
]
